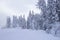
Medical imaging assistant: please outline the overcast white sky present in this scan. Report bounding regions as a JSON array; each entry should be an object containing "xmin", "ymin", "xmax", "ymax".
[
  {"xmin": 0, "ymin": 0, "xmax": 41, "ymax": 27},
  {"xmin": 0, "ymin": 0, "xmax": 40, "ymax": 17}
]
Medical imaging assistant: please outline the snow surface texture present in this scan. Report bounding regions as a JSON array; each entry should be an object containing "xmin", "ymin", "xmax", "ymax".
[{"xmin": 0, "ymin": 28, "xmax": 60, "ymax": 40}]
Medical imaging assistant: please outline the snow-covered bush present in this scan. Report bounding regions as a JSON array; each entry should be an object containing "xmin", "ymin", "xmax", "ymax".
[{"xmin": 50, "ymin": 22, "xmax": 60, "ymax": 36}]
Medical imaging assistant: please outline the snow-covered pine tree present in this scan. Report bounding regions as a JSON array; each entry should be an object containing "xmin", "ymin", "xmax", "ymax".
[
  {"xmin": 18, "ymin": 15, "xmax": 26, "ymax": 29},
  {"xmin": 50, "ymin": 0, "xmax": 60, "ymax": 36},
  {"xmin": 33, "ymin": 14, "xmax": 42, "ymax": 30},
  {"xmin": 12, "ymin": 16, "xmax": 18, "ymax": 28},
  {"xmin": 27, "ymin": 10, "xmax": 32, "ymax": 29},
  {"xmin": 27, "ymin": 10, "xmax": 35, "ymax": 29},
  {"xmin": 37, "ymin": 0, "xmax": 47, "ymax": 30},
  {"xmin": 6, "ymin": 17, "xmax": 11, "ymax": 28},
  {"xmin": 45, "ymin": 0, "xmax": 59, "ymax": 33},
  {"xmin": 22, "ymin": 15, "xmax": 27, "ymax": 29},
  {"xmin": 56, "ymin": 0, "xmax": 60, "ymax": 21},
  {"xmin": 37, "ymin": 0, "xmax": 59, "ymax": 31},
  {"xmin": 27, "ymin": 10, "xmax": 42, "ymax": 30},
  {"xmin": 47, "ymin": 0, "xmax": 58, "ymax": 24}
]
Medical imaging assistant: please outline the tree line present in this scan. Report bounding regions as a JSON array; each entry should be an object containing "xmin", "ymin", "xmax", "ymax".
[{"xmin": 6, "ymin": 0, "xmax": 60, "ymax": 35}]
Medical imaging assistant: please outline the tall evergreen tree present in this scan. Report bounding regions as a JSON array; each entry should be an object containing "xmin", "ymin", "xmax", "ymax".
[
  {"xmin": 12, "ymin": 16, "xmax": 18, "ymax": 27},
  {"xmin": 37, "ymin": 0, "xmax": 47, "ymax": 30},
  {"xmin": 37, "ymin": 0, "xmax": 59, "ymax": 30},
  {"xmin": 47, "ymin": 0, "xmax": 58, "ymax": 24},
  {"xmin": 56, "ymin": 0, "xmax": 60, "ymax": 21},
  {"xmin": 37, "ymin": 0, "xmax": 47, "ymax": 19},
  {"xmin": 6, "ymin": 17, "xmax": 11, "ymax": 28},
  {"xmin": 27, "ymin": 10, "xmax": 34, "ymax": 29},
  {"xmin": 18, "ymin": 15, "xmax": 26, "ymax": 29}
]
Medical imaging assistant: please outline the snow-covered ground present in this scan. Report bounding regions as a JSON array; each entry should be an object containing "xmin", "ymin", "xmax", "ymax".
[{"xmin": 0, "ymin": 28, "xmax": 60, "ymax": 40}]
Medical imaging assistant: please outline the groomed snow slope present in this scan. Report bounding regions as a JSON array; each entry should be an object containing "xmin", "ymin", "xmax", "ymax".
[{"xmin": 0, "ymin": 28, "xmax": 60, "ymax": 40}]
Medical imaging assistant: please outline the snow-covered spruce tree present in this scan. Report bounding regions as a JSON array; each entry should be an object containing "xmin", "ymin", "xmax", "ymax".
[
  {"xmin": 56, "ymin": 0, "xmax": 60, "ymax": 21},
  {"xmin": 18, "ymin": 15, "xmax": 26, "ymax": 29},
  {"xmin": 37, "ymin": 0, "xmax": 48, "ymax": 30},
  {"xmin": 27, "ymin": 10, "xmax": 42, "ymax": 30},
  {"xmin": 12, "ymin": 16, "xmax": 18, "ymax": 28},
  {"xmin": 27, "ymin": 10, "xmax": 35, "ymax": 29},
  {"xmin": 47, "ymin": 0, "xmax": 58, "ymax": 23},
  {"xmin": 37, "ymin": 0, "xmax": 59, "ymax": 31},
  {"xmin": 27, "ymin": 10, "xmax": 32, "ymax": 29},
  {"xmin": 50, "ymin": 0, "xmax": 60, "ymax": 35},
  {"xmin": 6, "ymin": 17, "xmax": 11, "ymax": 28},
  {"xmin": 33, "ymin": 14, "xmax": 42, "ymax": 30},
  {"xmin": 46, "ymin": 0, "xmax": 59, "ymax": 33},
  {"xmin": 21, "ymin": 15, "xmax": 27, "ymax": 29}
]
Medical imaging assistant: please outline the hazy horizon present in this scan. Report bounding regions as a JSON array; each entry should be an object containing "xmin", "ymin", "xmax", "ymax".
[
  {"xmin": 0, "ymin": 0, "xmax": 41, "ymax": 27},
  {"xmin": 0, "ymin": 0, "xmax": 47, "ymax": 27}
]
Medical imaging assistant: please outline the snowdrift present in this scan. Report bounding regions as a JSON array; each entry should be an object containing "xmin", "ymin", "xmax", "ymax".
[{"xmin": 0, "ymin": 28, "xmax": 60, "ymax": 40}]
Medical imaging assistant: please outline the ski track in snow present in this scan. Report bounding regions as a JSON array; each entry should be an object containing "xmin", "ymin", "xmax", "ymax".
[{"xmin": 0, "ymin": 28, "xmax": 60, "ymax": 40}]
